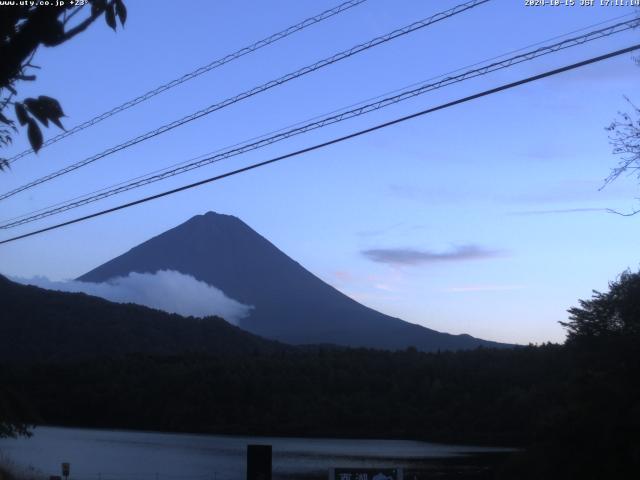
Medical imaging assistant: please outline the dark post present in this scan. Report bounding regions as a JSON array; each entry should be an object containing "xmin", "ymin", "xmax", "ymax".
[
  {"xmin": 247, "ymin": 444, "xmax": 272, "ymax": 480},
  {"xmin": 61, "ymin": 463, "xmax": 70, "ymax": 480}
]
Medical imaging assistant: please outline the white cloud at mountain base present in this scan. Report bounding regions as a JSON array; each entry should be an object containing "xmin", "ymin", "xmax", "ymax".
[{"xmin": 12, "ymin": 270, "xmax": 253, "ymax": 325}]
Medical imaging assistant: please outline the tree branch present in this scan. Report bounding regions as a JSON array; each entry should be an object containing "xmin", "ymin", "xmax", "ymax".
[
  {"xmin": 606, "ymin": 207, "xmax": 640, "ymax": 217},
  {"xmin": 47, "ymin": 3, "xmax": 110, "ymax": 46},
  {"xmin": 63, "ymin": 5, "xmax": 84, "ymax": 26}
]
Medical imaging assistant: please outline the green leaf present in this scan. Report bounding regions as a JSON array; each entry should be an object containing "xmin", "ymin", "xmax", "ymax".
[
  {"xmin": 91, "ymin": 0, "xmax": 107, "ymax": 17},
  {"xmin": 105, "ymin": 3, "xmax": 117, "ymax": 30},
  {"xmin": 20, "ymin": 97, "xmax": 66, "ymax": 131},
  {"xmin": 36, "ymin": 96, "xmax": 65, "ymax": 130},
  {"xmin": 14, "ymin": 103, "xmax": 29, "ymax": 126},
  {"xmin": 115, "ymin": 0, "xmax": 127, "ymax": 26},
  {"xmin": 24, "ymin": 98, "xmax": 49, "ymax": 127},
  {"xmin": 27, "ymin": 118, "xmax": 43, "ymax": 152},
  {"xmin": 37, "ymin": 96, "xmax": 65, "ymax": 118},
  {"xmin": 49, "ymin": 116, "xmax": 65, "ymax": 130},
  {"xmin": 0, "ymin": 131, "xmax": 13, "ymax": 145}
]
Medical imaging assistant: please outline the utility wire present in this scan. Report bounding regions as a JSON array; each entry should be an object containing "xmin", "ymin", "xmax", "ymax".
[
  {"xmin": 17, "ymin": 6, "xmax": 630, "ymax": 229},
  {"xmin": 4, "ymin": 10, "xmax": 632, "ymax": 227},
  {"xmin": 1, "ymin": 43, "xmax": 638, "ymax": 246},
  {"xmin": 5, "ymin": 0, "xmax": 369, "ymax": 164},
  {"xmin": 0, "ymin": 0, "xmax": 490, "ymax": 202},
  {"xmin": 2, "ymin": 17, "xmax": 637, "ymax": 230}
]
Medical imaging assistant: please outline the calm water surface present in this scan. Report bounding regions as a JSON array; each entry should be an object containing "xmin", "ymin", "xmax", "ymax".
[{"xmin": 0, "ymin": 427, "xmax": 509, "ymax": 480}]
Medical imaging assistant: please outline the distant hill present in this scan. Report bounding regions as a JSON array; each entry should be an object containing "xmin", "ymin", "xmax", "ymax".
[
  {"xmin": 79, "ymin": 211, "xmax": 509, "ymax": 351},
  {"xmin": 0, "ymin": 275, "xmax": 285, "ymax": 362}
]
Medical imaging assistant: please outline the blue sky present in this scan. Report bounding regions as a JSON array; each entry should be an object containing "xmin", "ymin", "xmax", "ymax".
[{"xmin": 1, "ymin": 0, "xmax": 639, "ymax": 344}]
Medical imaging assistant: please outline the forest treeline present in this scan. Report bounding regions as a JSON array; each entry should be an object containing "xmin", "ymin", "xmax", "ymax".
[
  {"xmin": 2, "ymin": 335, "xmax": 638, "ymax": 479},
  {"xmin": 1, "ymin": 272, "xmax": 639, "ymax": 479},
  {"xmin": 0, "ymin": 275, "xmax": 285, "ymax": 362}
]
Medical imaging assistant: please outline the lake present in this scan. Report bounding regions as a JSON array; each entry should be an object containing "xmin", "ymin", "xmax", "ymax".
[{"xmin": 0, "ymin": 427, "xmax": 511, "ymax": 480}]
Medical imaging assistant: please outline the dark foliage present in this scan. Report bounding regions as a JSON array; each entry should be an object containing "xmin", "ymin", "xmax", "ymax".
[
  {"xmin": 560, "ymin": 269, "xmax": 640, "ymax": 339},
  {"xmin": 2, "ymin": 337, "xmax": 638, "ymax": 478},
  {"xmin": 1, "ymin": 273, "xmax": 639, "ymax": 477},
  {"xmin": 0, "ymin": 385, "xmax": 34, "ymax": 439},
  {"xmin": 0, "ymin": 274, "xmax": 286, "ymax": 363},
  {"xmin": 498, "ymin": 335, "xmax": 640, "ymax": 479},
  {"xmin": 0, "ymin": 346, "xmax": 559, "ymax": 445},
  {"xmin": 0, "ymin": 0, "xmax": 126, "ymax": 167},
  {"xmin": 606, "ymin": 97, "xmax": 640, "ymax": 188},
  {"xmin": 604, "ymin": 53, "xmax": 639, "ymax": 216}
]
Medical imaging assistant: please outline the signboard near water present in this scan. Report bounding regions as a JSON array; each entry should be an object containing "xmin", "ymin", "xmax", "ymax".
[{"xmin": 330, "ymin": 468, "xmax": 401, "ymax": 480}]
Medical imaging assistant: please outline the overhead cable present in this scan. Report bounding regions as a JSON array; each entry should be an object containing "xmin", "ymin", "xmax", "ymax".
[
  {"xmin": 1, "ymin": 43, "xmax": 638, "ymax": 245},
  {"xmin": 0, "ymin": 0, "xmax": 490, "ymax": 201},
  {"xmin": 2, "ymin": 17, "xmax": 637, "ymax": 230},
  {"xmin": 5, "ymin": 0, "xmax": 369, "ymax": 164}
]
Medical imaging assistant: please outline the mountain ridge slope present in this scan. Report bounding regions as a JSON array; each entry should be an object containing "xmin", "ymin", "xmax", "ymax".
[
  {"xmin": 0, "ymin": 274, "xmax": 285, "ymax": 362},
  {"xmin": 79, "ymin": 211, "xmax": 509, "ymax": 351}
]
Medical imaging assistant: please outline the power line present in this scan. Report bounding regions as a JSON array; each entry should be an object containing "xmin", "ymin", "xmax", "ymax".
[
  {"xmin": 2, "ymin": 17, "xmax": 637, "ymax": 230},
  {"xmin": 1, "ymin": 43, "xmax": 638, "ymax": 246},
  {"xmin": 2, "ymin": 16, "xmax": 635, "ymax": 227},
  {"xmin": 0, "ymin": 0, "xmax": 490, "ymax": 202},
  {"xmin": 5, "ymin": 0, "xmax": 369, "ymax": 165},
  {"xmin": 13, "ymin": 10, "xmax": 631, "ymax": 231},
  {"xmin": 5, "ymin": 11, "xmax": 631, "ymax": 227}
]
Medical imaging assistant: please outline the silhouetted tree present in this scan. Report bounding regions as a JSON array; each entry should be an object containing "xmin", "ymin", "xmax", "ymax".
[
  {"xmin": 0, "ymin": 0, "xmax": 127, "ymax": 169},
  {"xmin": 560, "ymin": 269, "xmax": 640, "ymax": 340},
  {"xmin": 604, "ymin": 56, "xmax": 640, "ymax": 214},
  {"xmin": 0, "ymin": 386, "xmax": 33, "ymax": 439},
  {"xmin": 0, "ymin": 1, "xmax": 127, "ymax": 435},
  {"xmin": 605, "ymin": 98, "xmax": 640, "ymax": 199}
]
